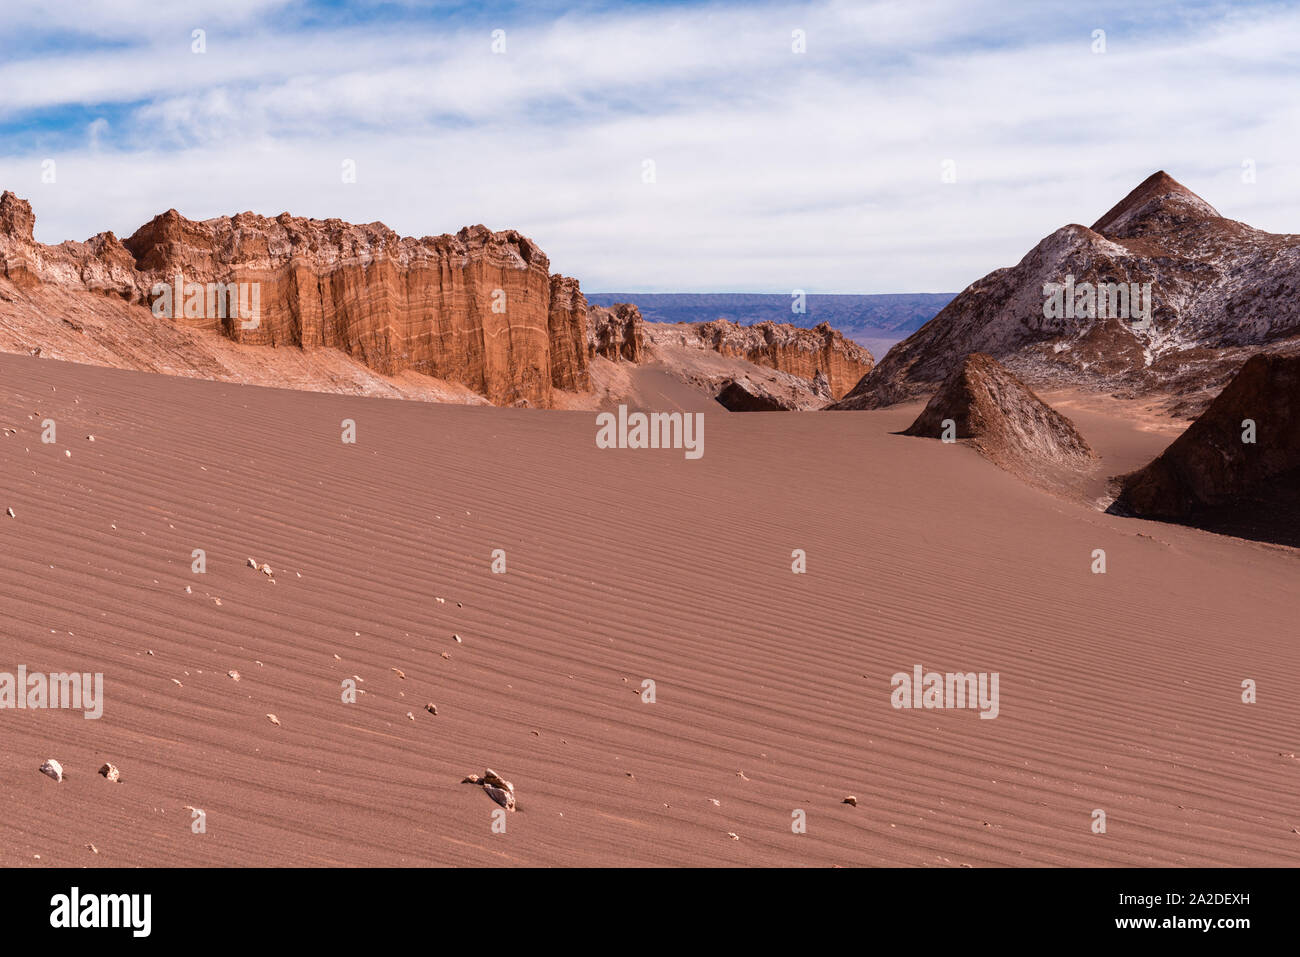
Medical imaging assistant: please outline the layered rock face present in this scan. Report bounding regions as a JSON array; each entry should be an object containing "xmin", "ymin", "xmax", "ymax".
[
  {"xmin": 833, "ymin": 172, "xmax": 1300, "ymax": 413},
  {"xmin": 0, "ymin": 191, "xmax": 596, "ymax": 406},
  {"xmin": 587, "ymin": 302, "xmax": 645, "ymax": 362},
  {"xmin": 0, "ymin": 191, "xmax": 871, "ymax": 410},
  {"xmin": 902, "ymin": 353, "xmax": 1094, "ymax": 474},
  {"xmin": 644, "ymin": 319, "xmax": 873, "ymax": 399},
  {"xmin": 1112, "ymin": 354, "xmax": 1300, "ymax": 543},
  {"xmin": 120, "ymin": 210, "xmax": 570, "ymax": 406}
]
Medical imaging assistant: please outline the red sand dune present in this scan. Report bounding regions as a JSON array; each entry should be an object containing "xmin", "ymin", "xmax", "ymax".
[{"xmin": 1, "ymin": 353, "xmax": 1298, "ymax": 867}]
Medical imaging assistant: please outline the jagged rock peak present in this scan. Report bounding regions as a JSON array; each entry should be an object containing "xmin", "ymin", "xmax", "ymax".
[{"xmin": 1090, "ymin": 170, "xmax": 1221, "ymax": 238}]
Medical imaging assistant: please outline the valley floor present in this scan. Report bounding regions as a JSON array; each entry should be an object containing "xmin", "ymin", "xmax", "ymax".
[{"xmin": 1, "ymin": 354, "xmax": 1296, "ymax": 866}]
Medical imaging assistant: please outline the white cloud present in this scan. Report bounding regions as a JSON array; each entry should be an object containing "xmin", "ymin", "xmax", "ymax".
[{"xmin": 1, "ymin": 0, "xmax": 1298, "ymax": 292}]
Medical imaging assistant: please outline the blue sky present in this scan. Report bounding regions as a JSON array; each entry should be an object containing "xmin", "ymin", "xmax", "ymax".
[{"xmin": 1, "ymin": 0, "xmax": 1297, "ymax": 292}]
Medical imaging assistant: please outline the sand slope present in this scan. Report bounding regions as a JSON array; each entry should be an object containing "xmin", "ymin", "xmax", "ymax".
[{"xmin": 1, "ymin": 354, "xmax": 1297, "ymax": 867}]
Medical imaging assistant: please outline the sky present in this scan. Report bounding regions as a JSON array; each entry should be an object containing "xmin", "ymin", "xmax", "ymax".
[{"xmin": 0, "ymin": 0, "xmax": 1297, "ymax": 293}]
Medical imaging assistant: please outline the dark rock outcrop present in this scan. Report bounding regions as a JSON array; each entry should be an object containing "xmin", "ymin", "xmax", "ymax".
[
  {"xmin": 715, "ymin": 378, "xmax": 798, "ymax": 412},
  {"xmin": 1111, "ymin": 353, "xmax": 1300, "ymax": 545}
]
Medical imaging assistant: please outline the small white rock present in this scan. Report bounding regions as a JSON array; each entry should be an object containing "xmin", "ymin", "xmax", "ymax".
[{"xmin": 39, "ymin": 759, "xmax": 63, "ymax": 782}]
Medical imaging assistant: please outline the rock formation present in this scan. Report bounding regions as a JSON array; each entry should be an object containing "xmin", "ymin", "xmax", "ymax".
[
  {"xmin": 0, "ymin": 191, "xmax": 604, "ymax": 406},
  {"xmin": 1111, "ymin": 353, "xmax": 1300, "ymax": 544},
  {"xmin": 0, "ymin": 191, "xmax": 870, "ymax": 410},
  {"xmin": 902, "ymin": 353, "xmax": 1094, "ymax": 475},
  {"xmin": 715, "ymin": 378, "xmax": 800, "ymax": 412},
  {"xmin": 832, "ymin": 172, "xmax": 1300, "ymax": 414},
  {"xmin": 663, "ymin": 318, "xmax": 872, "ymax": 399},
  {"xmin": 587, "ymin": 302, "xmax": 645, "ymax": 362}
]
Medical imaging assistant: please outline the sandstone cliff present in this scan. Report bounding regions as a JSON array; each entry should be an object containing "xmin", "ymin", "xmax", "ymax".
[
  {"xmin": 832, "ymin": 172, "xmax": 1300, "ymax": 414},
  {"xmin": 0, "ymin": 191, "xmax": 870, "ymax": 410},
  {"xmin": 587, "ymin": 302, "xmax": 646, "ymax": 363},
  {"xmin": 643, "ymin": 319, "xmax": 873, "ymax": 399},
  {"xmin": 0, "ymin": 191, "xmax": 599, "ymax": 406}
]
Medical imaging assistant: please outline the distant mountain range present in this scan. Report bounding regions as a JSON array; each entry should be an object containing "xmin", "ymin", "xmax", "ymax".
[{"xmin": 585, "ymin": 293, "xmax": 956, "ymax": 344}]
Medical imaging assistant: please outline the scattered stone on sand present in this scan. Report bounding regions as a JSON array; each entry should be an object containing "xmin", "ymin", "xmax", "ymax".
[
  {"xmin": 185, "ymin": 585, "xmax": 192, "ymax": 594},
  {"xmin": 463, "ymin": 769, "xmax": 517, "ymax": 811},
  {"xmin": 266, "ymin": 713, "xmax": 281, "ymax": 726},
  {"xmin": 247, "ymin": 558, "xmax": 257, "ymax": 568},
  {"xmin": 260, "ymin": 563, "xmax": 273, "ymax": 577},
  {"xmin": 406, "ymin": 711, "xmax": 415, "ymax": 721},
  {"xmin": 441, "ymin": 651, "xmax": 451, "ymax": 659},
  {"xmin": 227, "ymin": 670, "xmax": 241, "ymax": 682},
  {"xmin": 436, "ymin": 597, "xmax": 445, "ymax": 604},
  {"xmin": 709, "ymin": 798, "xmax": 721, "ymax": 807},
  {"xmin": 391, "ymin": 668, "xmax": 406, "ymax": 679},
  {"xmin": 843, "ymin": 795, "xmax": 858, "ymax": 807},
  {"xmin": 40, "ymin": 759, "xmax": 63, "ymax": 782},
  {"xmin": 5, "ymin": 507, "xmax": 13, "ymax": 518},
  {"xmin": 727, "ymin": 832, "xmax": 740, "ymax": 841},
  {"xmin": 87, "ymin": 844, "xmax": 99, "ymax": 854},
  {"xmin": 426, "ymin": 703, "xmax": 438, "ymax": 715},
  {"xmin": 87, "ymin": 435, "xmax": 94, "ymax": 442},
  {"xmin": 99, "ymin": 763, "xmax": 121, "ymax": 782},
  {"xmin": 452, "ymin": 634, "xmax": 462, "ymax": 643},
  {"xmin": 171, "ymin": 678, "xmax": 183, "ymax": 687},
  {"xmin": 736, "ymin": 770, "xmax": 750, "ymax": 781}
]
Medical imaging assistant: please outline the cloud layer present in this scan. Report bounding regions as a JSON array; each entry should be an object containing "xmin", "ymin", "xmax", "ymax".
[{"xmin": 1, "ymin": 0, "xmax": 1297, "ymax": 292}]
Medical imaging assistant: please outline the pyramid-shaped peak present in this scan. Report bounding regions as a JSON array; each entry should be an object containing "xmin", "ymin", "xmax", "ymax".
[
  {"xmin": 903, "ymin": 353, "xmax": 1094, "ymax": 467},
  {"xmin": 1091, "ymin": 170, "xmax": 1220, "ymax": 238}
]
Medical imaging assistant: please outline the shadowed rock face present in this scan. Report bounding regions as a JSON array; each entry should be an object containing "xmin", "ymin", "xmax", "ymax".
[
  {"xmin": 715, "ymin": 378, "xmax": 797, "ymax": 412},
  {"xmin": 902, "ymin": 352, "xmax": 1094, "ymax": 474},
  {"xmin": 1111, "ymin": 353, "xmax": 1300, "ymax": 545},
  {"xmin": 832, "ymin": 171, "xmax": 1300, "ymax": 414}
]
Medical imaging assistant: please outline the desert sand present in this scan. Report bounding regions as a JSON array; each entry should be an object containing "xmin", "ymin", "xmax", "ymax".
[{"xmin": 1, "ymin": 352, "xmax": 1297, "ymax": 867}]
